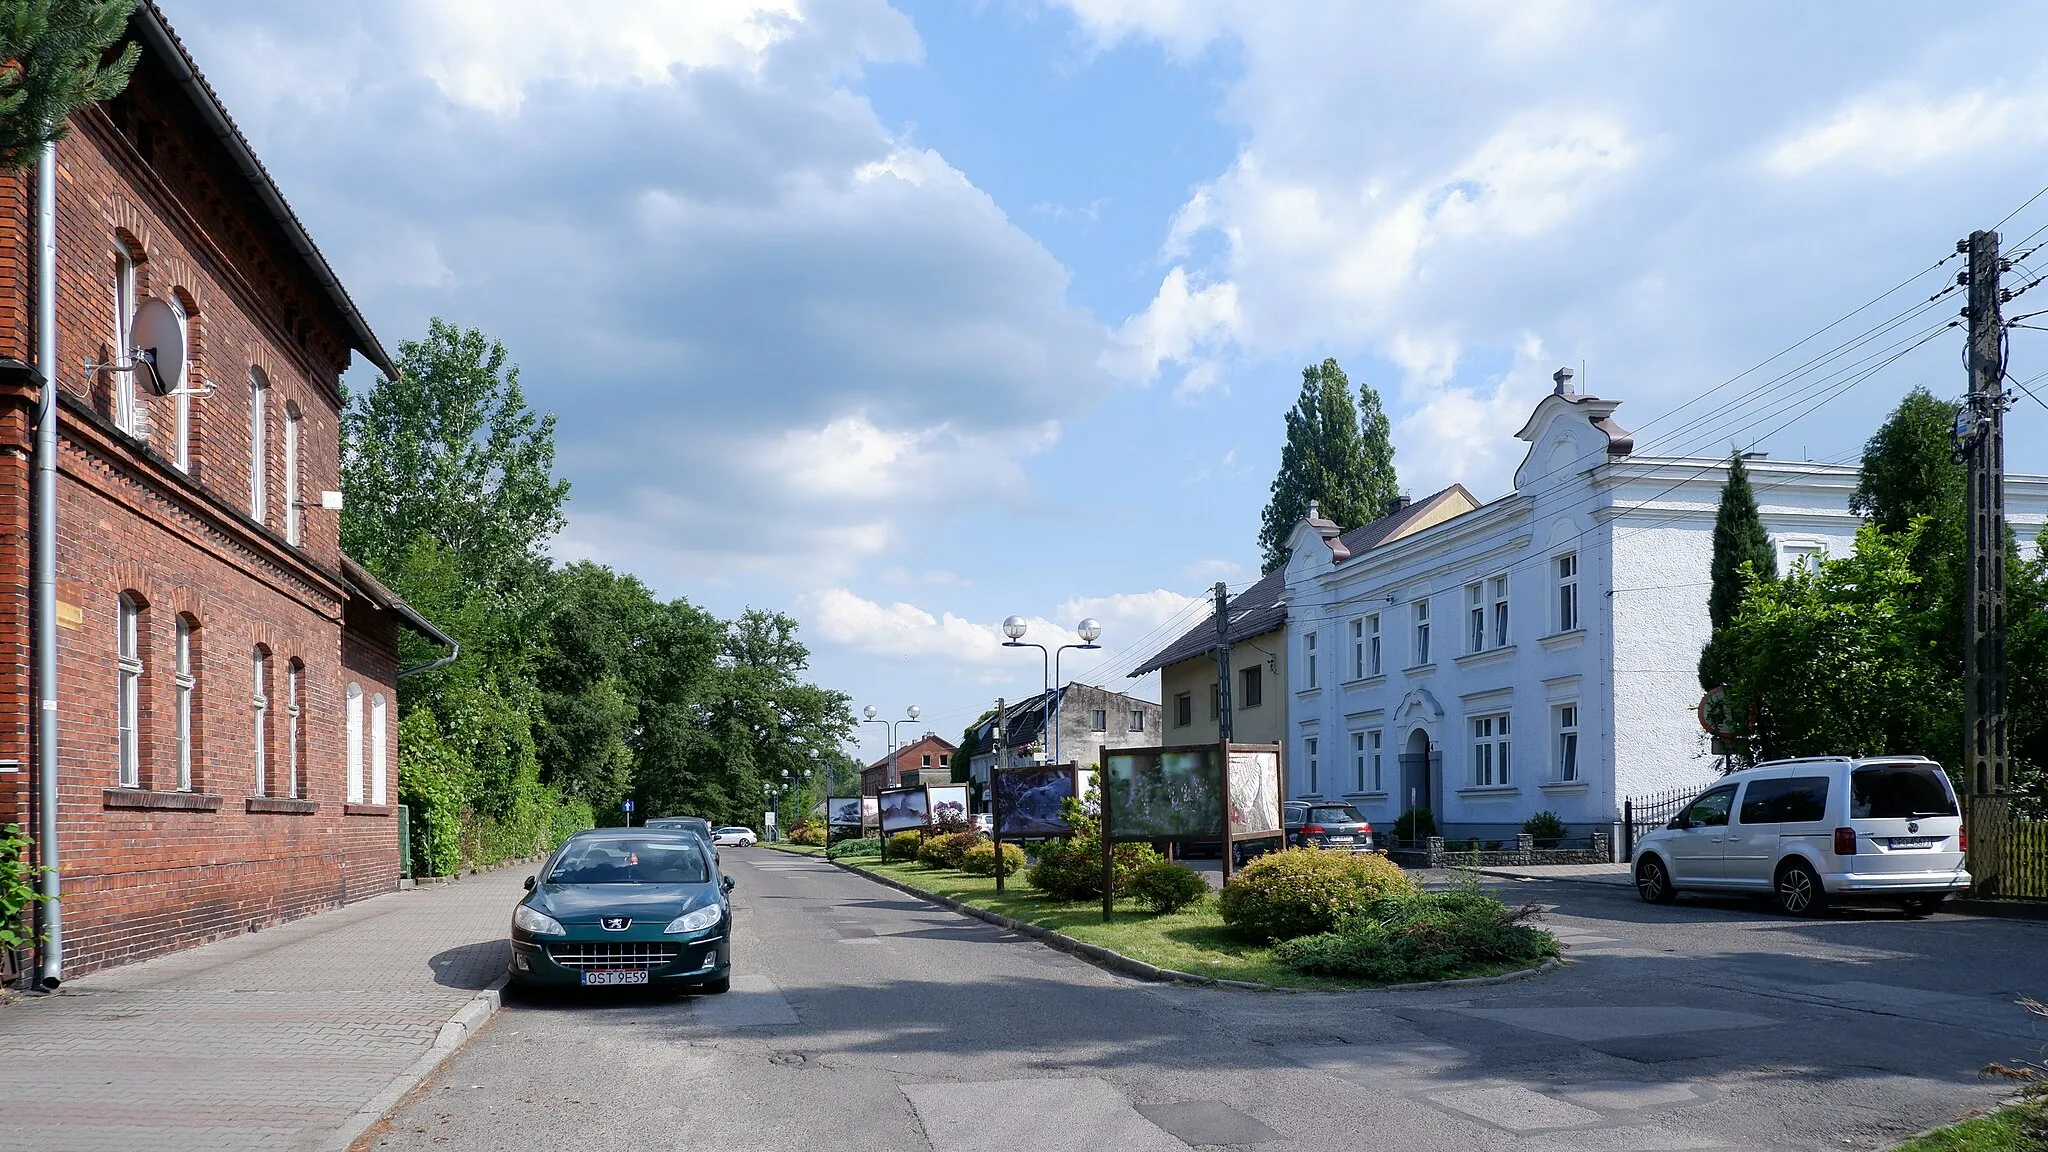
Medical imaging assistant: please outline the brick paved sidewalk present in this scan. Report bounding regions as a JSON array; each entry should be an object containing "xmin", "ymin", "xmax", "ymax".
[{"xmin": 0, "ymin": 866, "xmax": 527, "ymax": 1152}]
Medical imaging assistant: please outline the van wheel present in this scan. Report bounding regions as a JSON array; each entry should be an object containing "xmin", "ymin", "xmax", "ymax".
[
  {"xmin": 1775, "ymin": 861, "xmax": 1828, "ymax": 916},
  {"xmin": 1900, "ymin": 895, "xmax": 1945, "ymax": 919},
  {"xmin": 1635, "ymin": 856, "xmax": 1676, "ymax": 904}
]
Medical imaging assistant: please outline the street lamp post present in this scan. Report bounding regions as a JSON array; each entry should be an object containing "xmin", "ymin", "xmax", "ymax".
[
  {"xmin": 889, "ymin": 706, "xmax": 922, "ymax": 786},
  {"xmin": 1004, "ymin": 617, "xmax": 1104, "ymax": 765},
  {"xmin": 861, "ymin": 705, "xmax": 889, "ymax": 791},
  {"xmin": 1052, "ymin": 619, "xmax": 1103, "ymax": 764},
  {"xmin": 1001, "ymin": 617, "xmax": 1050, "ymax": 763}
]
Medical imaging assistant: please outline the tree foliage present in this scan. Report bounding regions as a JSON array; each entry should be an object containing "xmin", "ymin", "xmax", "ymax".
[
  {"xmin": 0, "ymin": 0, "xmax": 139, "ymax": 169},
  {"xmin": 1698, "ymin": 451, "xmax": 1777, "ymax": 693},
  {"xmin": 1258, "ymin": 358, "xmax": 1399, "ymax": 572},
  {"xmin": 1850, "ymin": 387, "xmax": 1963, "ymax": 533}
]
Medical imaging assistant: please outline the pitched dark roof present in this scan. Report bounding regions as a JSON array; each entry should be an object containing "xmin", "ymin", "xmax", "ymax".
[
  {"xmin": 969, "ymin": 683, "xmax": 1156, "ymax": 751},
  {"xmin": 132, "ymin": 3, "xmax": 397, "ymax": 378},
  {"xmin": 1128, "ymin": 567, "xmax": 1287, "ymax": 677},
  {"xmin": 1326, "ymin": 484, "xmax": 1481, "ymax": 559},
  {"xmin": 864, "ymin": 733, "xmax": 956, "ymax": 774}
]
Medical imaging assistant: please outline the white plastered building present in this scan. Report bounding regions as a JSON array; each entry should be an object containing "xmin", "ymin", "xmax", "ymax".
[{"xmin": 1278, "ymin": 380, "xmax": 2048, "ymax": 843}]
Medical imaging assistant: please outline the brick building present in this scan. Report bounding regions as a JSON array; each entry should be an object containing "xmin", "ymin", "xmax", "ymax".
[
  {"xmin": 0, "ymin": 4, "xmax": 449, "ymax": 979},
  {"xmin": 860, "ymin": 733, "xmax": 957, "ymax": 794}
]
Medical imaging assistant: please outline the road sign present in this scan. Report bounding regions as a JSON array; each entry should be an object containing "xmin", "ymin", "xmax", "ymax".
[
  {"xmin": 764, "ymin": 810, "xmax": 777, "ymax": 827},
  {"xmin": 622, "ymin": 799, "xmax": 635, "ymax": 813}
]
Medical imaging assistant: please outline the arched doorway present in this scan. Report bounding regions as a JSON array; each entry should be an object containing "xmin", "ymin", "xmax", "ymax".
[{"xmin": 1399, "ymin": 728, "xmax": 1433, "ymax": 819}]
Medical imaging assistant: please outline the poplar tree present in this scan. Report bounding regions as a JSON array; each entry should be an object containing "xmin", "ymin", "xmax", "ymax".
[
  {"xmin": 1698, "ymin": 450, "xmax": 1777, "ymax": 690},
  {"xmin": 0, "ymin": 0, "xmax": 139, "ymax": 169},
  {"xmin": 1258, "ymin": 358, "xmax": 1400, "ymax": 571}
]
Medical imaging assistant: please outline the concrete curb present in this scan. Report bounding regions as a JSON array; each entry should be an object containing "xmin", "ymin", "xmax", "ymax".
[
  {"xmin": 1949, "ymin": 898, "xmax": 2048, "ymax": 922},
  {"xmin": 1478, "ymin": 867, "xmax": 1634, "ymax": 889},
  {"xmin": 327, "ymin": 974, "xmax": 508, "ymax": 1152},
  {"xmin": 830, "ymin": 858, "xmax": 1558, "ymax": 995}
]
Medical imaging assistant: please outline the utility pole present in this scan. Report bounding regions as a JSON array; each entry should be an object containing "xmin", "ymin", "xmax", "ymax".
[
  {"xmin": 1212, "ymin": 582, "xmax": 1233, "ymax": 743},
  {"xmin": 1962, "ymin": 227, "xmax": 2011, "ymax": 894},
  {"xmin": 992, "ymin": 696, "xmax": 1006, "ymax": 894}
]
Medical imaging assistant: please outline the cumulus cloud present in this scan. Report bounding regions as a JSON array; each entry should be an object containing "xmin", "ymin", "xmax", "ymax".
[{"xmin": 1767, "ymin": 86, "xmax": 2048, "ymax": 176}]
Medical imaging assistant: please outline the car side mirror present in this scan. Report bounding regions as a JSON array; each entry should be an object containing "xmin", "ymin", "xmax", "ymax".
[
  {"xmin": 721, "ymin": 875, "xmax": 736, "ymax": 892},
  {"xmin": 1668, "ymin": 816, "xmax": 1689, "ymax": 831},
  {"xmin": 523, "ymin": 875, "xmax": 536, "ymax": 890}
]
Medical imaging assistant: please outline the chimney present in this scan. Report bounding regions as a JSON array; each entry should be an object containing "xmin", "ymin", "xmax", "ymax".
[
  {"xmin": 1386, "ymin": 494, "xmax": 1411, "ymax": 516},
  {"xmin": 1307, "ymin": 499, "xmax": 1320, "ymax": 521},
  {"xmin": 1552, "ymin": 366, "xmax": 1575, "ymax": 395}
]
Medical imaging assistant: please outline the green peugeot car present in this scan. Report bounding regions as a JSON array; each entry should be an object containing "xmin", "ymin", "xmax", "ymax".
[{"xmin": 508, "ymin": 828, "xmax": 734, "ymax": 993}]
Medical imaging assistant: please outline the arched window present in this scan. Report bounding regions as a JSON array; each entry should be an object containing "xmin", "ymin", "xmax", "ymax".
[
  {"xmin": 286, "ymin": 659, "xmax": 304, "ymax": 800},
  {"xmin": 345, "ymin": 681, "xmax": 364, "ymax": 804},
  {"xmin": 252, "ymin": 646, "xmax": 270, "ymax": 796},
  {"xmin": 113, "ymin": 241, "xmax": 137, "ymax": 435},
  {"xmin": 284, "ymin": 402, "xmax": 302, "ymax": 545},
  {"xmin": 168, "ymin": 294, "xmax": 191, "ymax": 470},
  {"xmin": 174, "ymin": 616, "xmax": 196, "ymax": 792},
  {"xmin": 370, "ymin": 693, "xmax": 388, "ymax": 805},
  {"xmin": 117, "ymin": 594, "xmax": 143, "ymax": 787},
  {"xmin": 249, "ymin": 368, "xmax": 268, "ymax": 523}
]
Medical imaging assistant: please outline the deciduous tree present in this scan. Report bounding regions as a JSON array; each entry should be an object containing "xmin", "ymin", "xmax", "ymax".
[{"xmin": 1257, "ymin": 358, "xmax": 1400, "ymax": 571}]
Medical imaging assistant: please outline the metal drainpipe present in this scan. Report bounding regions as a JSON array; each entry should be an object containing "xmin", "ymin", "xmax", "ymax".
[{"xmin": 33, "ymin": 139, "xmax": 62, "ymax": 988}]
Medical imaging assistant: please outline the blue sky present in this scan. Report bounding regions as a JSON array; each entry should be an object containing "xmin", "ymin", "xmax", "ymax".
[{"xmin": 169, "ymin": 1, "xmax": 2048, "ymax": 768}]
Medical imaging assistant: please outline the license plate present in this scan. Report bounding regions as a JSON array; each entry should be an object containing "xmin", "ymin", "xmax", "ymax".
[
  {"xmin": 1325, "ymin": 835, "xmax": 1354, "ymax": 843},
  {"xmin": 581, "ymin": 970, "xmax": 650, "ymax": 986},
  {"xmin": 1888, "ymin": 837, "xmax": 1938, "ymax": 849}
]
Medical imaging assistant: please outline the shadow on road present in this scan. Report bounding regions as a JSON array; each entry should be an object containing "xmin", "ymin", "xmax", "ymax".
[{"xmin": 428, "ymin": 938, "xmax": 510, "ymax": 990}]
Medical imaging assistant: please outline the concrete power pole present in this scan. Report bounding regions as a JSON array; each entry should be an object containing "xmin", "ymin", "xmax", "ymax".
[
  {"xmin": 1962, "ymin": 227, "xmax": 2011, "ymax": 894},
  {"xmin": 1212, "ymin": 582, "xmax": 1233, "ymax": 743}
]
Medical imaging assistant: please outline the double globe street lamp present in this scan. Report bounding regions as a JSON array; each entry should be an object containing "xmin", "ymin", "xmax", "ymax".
[
  {"xmin": 861, "ymin": 704, "xmax": 922, "ymax": 787},
  {"xmin": 999, "ymin": 616, "xmax": 1102, "ymax": 764}
]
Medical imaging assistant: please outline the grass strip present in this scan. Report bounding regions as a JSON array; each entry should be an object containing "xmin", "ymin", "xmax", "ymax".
[{"xmin": 1891, "ymin": 1102, "xmax": 2048, "ymax": 1151}]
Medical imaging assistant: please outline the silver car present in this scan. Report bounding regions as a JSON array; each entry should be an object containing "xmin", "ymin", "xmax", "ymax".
[{"xmin": 1632, "ymin": 756, "xmax": 1968, "ymax": 916}]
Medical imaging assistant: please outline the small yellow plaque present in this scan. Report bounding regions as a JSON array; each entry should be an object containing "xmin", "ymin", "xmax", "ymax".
[{"xmin": 55, "ymin": 601, "xmax": 83, "ymax": 630}]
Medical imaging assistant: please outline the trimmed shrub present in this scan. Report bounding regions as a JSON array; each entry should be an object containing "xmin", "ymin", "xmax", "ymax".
[
  {"xmin": 1273, "ymin": 890, "xmax": 1559, "ymax": 983},
  {"xmin": 1392, "ymin": 807, "xmax": 1436, "ymax": 844},
  {"xmin": 1218, "ymin": 847, "xmax": 1415, "ymax": 942},
  {"xmin": 886, "ymin": 830, "xmax": 924, "ymax": 859},
  {"xmin": 1522, "ymin": 810, "xmax": 1568, "ymax": 849},
  {"xmin": 919, "ymin": 831, "xmax": 982, "ymax": 869},
  {"xmin": 1026, "ymin": 832, "xmax": 1161, "ymax": 901},
  {"xmin": 961, "ymin": 839, "xmax": 1026, "ymax": 877},
  {"xmin": 786, "ymin": 820, "xmax": 827, "ymax": 847},
  {"xmin": 1128, "ymin": 860, "xmax": 1210, "ymax": 914},
  {"xmin": 828, "ymin": 836, "xmax": 880, "ymax": 859}
]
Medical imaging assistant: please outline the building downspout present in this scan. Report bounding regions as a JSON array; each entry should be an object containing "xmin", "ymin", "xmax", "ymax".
[{"xmin": 33, "ymin": 139, "xmax": 62, "ymax": 988}]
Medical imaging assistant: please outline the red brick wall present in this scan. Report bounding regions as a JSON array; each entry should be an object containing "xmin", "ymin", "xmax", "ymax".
[{"xmin": 0, "ymin": 49, "xmax": 403, "ymax": 976}]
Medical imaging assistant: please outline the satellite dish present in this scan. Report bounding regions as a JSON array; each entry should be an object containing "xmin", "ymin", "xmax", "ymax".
[{"xmin": 130, "ymin": 297, "xmax": 187, "ymax": 397}]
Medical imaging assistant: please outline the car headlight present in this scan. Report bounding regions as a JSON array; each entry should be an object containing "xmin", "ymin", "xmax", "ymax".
[
  {"xmin": 664, "ymin": 905, "xmax": 723, "ymax": 934},
  {"xmin": 513, "ymin": 905, "xmax": 566, "ymax": 937}
]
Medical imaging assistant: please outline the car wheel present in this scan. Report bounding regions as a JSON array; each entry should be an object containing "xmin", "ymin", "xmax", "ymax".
[
  {"xmin": 698, "ymin": 975, "xmax": 731, "ymax": 995},
  {"xmin": 1775, "ymin": 860, "xmax": 1828, "ymax": 916},
  {"xmin": 1635, "ymin": 856, "xmax": 1677, "ymax": 904},
  {"xmin": 1900, "ymin": 895, "xmax": 1945, "ymax": 918}
]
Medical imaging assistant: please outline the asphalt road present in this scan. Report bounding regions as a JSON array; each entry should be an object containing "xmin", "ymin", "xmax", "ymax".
[{"xmin": 361, "ymin": 850, "xmax": 2048, "ymax": 1152}]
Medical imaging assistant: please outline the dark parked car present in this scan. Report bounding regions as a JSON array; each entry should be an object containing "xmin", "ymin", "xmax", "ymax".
[
  {"xmin": 508, "ymin": 829, "xmax": 734, "ymax": 993},
  {"xmin": 1287, "ymin": 802, "xmax": 1375, "ymax": 851}
]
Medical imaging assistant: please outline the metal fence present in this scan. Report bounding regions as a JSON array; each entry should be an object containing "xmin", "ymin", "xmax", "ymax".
[{"xmin": 1621, "ymin": 786, "xmax": 1700, "ymax": 862}]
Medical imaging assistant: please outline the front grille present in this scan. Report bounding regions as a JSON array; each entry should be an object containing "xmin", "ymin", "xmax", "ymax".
[{"xmin": 547, "ymin": 942, "xmax": 679, "ymax": 971}]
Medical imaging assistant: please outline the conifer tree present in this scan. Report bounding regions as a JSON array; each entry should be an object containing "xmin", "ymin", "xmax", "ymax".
[
  {"xmin": 1257, "ymin": 358, "xmax": 1400, "ymax": 571},
  {"xmin": 1698, "ymin": 450, "xmax": 1777, "ymax": 689},
  {"xmin": 0, "ymin": 0, "xmax": 139, "ymax": 170}
]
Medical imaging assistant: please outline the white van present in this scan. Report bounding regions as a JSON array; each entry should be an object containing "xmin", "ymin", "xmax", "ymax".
[{"xmin": 1632, "ymin": 756, "xmax": 1968, "ymax": 916}]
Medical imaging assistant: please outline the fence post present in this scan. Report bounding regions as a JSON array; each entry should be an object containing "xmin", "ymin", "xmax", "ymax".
[
  {"xmin": 1592, "ymin": 830, "xmax": 1610, "ymax": 863},
  {"xmin": 1622, "ymin": 799, "xmax": 1634, "ymax": 863},
  {"xmin": 1515, "ymin": 833, "xmax": 1533, "ymax": 865}
]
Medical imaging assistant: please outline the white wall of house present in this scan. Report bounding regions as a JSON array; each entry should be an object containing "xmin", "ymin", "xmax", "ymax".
[{"xmin": 1281, "ymin": 388, "xmax": 2048, "ymax": 841}]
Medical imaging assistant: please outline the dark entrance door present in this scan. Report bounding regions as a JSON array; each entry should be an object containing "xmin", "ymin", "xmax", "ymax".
[{"xmin": 1398, "ymin": 728, "xmax": 1433, "ymax": 835}]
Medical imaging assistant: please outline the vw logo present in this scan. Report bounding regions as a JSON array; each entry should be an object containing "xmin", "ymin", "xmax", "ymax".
[
  {"xmin": 600, "ymin": 917, "xmax": 630, "ymax": 931},
  {"xmin": 1907, "ymin": 821, "xmax": 1919, "ymax": 834}
]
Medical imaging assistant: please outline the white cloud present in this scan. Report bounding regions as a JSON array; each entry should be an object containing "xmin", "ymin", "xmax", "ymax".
[
  {"xmin": 1394, "ymin": 335, "xmax": 1555, "ymax": 500},
  {"xmin": 800, "ymin": 588, "xmax": 1013, "ymax": 662},
  {"xmin": 1767, "ymin": 87, "xmax": 2048, "ymax": 176}
]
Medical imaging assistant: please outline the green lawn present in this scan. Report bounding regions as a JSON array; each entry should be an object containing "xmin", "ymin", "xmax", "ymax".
[
  {"xmin": 759, "ymin": 842, "xmax": 825, "ymax": 857},
  {"xmin": 849, "ymin": 858, "xmax": 1538, "ymax": 991},
  {"xmin": 1892, "ymin": 1103, "xmax": 2048, "ymax": 1151}
]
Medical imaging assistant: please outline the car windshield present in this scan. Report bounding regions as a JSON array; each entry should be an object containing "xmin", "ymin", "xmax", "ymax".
[
  {"xmin": 1851, "ymin": 764, "xmax": 1958, "ymax": 819},
  {"xmin": 548, "ymin": 839, "xmax": 710, "ymax": 885},
  {"xmin": 1308, "ymin": 806, "xmax": 1366, "ymax": 824},
  {"xmin": 716, "ymin": 828, "xmax": 748, "ymax": 835}
]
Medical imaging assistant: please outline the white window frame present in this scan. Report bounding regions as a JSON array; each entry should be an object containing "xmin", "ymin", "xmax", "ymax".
[
  {"xmin": 173, "ymin": 617, "xmax": 193, "ymax": 791},
  {"xmin": 371, "ymin": 693, "xmax": 389, "ymax": 805},
  {"xmin": 285, "ymin": 661, "xmax": 302, "ymax": 800},
  {"xmin": 1555, "ymin": 703, "xmax": 1580, "ymax": 783},
  {"xmin": 1466, "ymin": 582, "xmax": 1486, "ymax": 653},
  {"xmin": 1304, "ymin": 629, "xmax": 1318, "ymax": 689},
  {"xmin": 1366, "ymin": 613, "xmax": 1380, "ymax": 676},
  {"xmin": 1369, "ymin": 728, "xmax": 1383, "ymax": 791},
  {"xmin": 166, "ymin": 295, "xmax": 191, "ymax": 469},
  {"xmin": 345, "ymin": 681, "xmax": 365, "ymax": 803},
  {"xmin": 249, "ymin": 369, "xmax": 269, "ymax": 524},
  {"xmin": 1555, "ymin": 552, "xmax": 1579, "ymax": 634},
  {"xmin": 1090, "ymin": 708, "xmax": 1107, "ymax": 732},
  {"xmin": 1491, "ymin": 574, "xmax": 1510, "ymax": 648},
  {"xmin": 284, "ymin": 404, "xmax": 302, "ymax": 545},
  {"xmin": 252, "ymin": 648, "xmax": 269, "ymax": 796},
  {"xmin": 113, "ymin": 241, "xmax": 137, "ymax": 436},
  {"xmin": 1128, "ymin": 709, "xmax": 1144, "ymax": 733},
  {"xmin": 1413, "ymin": 598, "xmax": 1431, "ymax": 666},
  {"xmin": 118, "ymin": 596, "xmax": 141, "ymax": 787},
  {"xmin": 1471, "ymin": 712, "xmax": 1512, "ymax": 786},
  {"xmin": 1304, "ymin": 735, "xmax": 1319, "ymax": 795}
]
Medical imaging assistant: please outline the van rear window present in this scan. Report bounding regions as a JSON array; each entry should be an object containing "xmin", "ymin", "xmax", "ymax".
[
  {"xmin": 1738, "ymin": 777, "xmax": 1829, "ymax": 824},
  {"xmin": 1850, "ymin": 764, "xmax": 1958, "ymax": 820}
]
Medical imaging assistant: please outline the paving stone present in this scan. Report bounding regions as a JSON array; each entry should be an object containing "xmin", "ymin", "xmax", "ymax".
[
  {"xmin": 1134, "ymin": 1099, "xmax": 1284, "ymax": 1145},
  {"xmin": 1430, "ymin": 1084, "xmax": 1605, "ymax": 1132},
  {"xmin": 1553, "ymin": 1081, "xmax": 1703, "ymax": 1110},
  {"xmin": 904, "ymin": 1077, "xmax": 1185, "ymax": 1152}
]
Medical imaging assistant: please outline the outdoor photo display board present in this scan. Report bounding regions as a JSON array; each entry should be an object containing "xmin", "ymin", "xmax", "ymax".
[
  {"xmin": 861, "ymin": 795, "xmax": 880, "ymax": 832},
  {"xmin": 877, "ymin": 785, "xmax": 930, "ymax": 834},
  {"xmin": 992, "ymin": 764, "xmax": 1076, "ymax": 837},
  {"xmin": 1102, "ymin": 745, "xmax": 1225, "ymax": 840},
  {"xmin": 926, "ymin": 784, "xmax": 970, "ymax": 828},
  {"xmin": 826, "ymin": 795, "xmax": 865, "ymax": 829},
  {"xmin": 1226, "ymin": 745, "xmax": 1284, "ymax": 841}
]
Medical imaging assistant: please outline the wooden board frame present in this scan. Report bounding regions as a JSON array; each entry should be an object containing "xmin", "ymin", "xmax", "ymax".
[{"xmin": 989, "ymin": 762, "xmax": 1079, "ymax": 894}]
